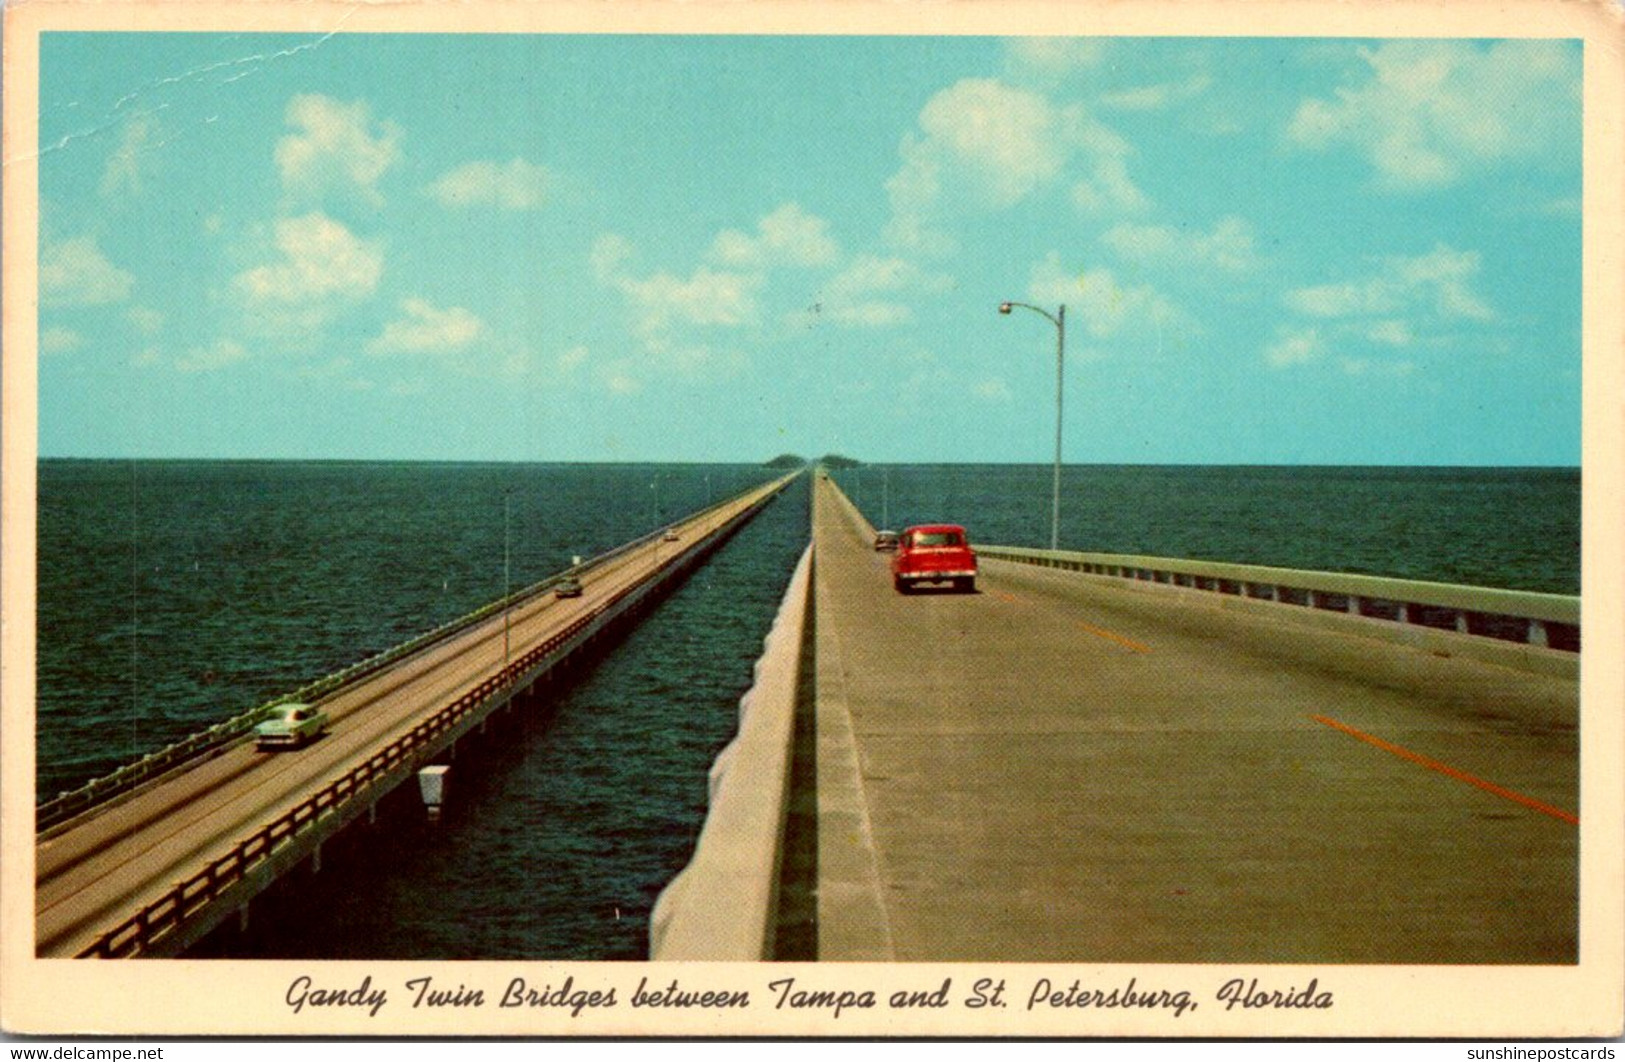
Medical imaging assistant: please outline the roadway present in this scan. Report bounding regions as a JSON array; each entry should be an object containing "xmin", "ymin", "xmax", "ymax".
[
  {"xmin": 37, "ymin": 476, "xmax": 789, "ymax": 957},
  {"xmin": 810, "ymin": 475, "xmax": 1578, "ymax": 963}
]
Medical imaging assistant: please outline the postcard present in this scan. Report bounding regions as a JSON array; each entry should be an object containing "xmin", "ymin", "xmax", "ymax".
[{"xmin": 3, "ymin": 0, "xmax": 1621, "ymax": 1040}]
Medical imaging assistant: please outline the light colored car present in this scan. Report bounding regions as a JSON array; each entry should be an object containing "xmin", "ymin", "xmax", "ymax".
[
  {"xmin": 255, "ymin": 703, "xmax": 329, "ymax": 749},
  {"xmin": 662, "ymin": 529, "xmax": 680, "ymax": 542},
  {"xmin": 873, "ymin": 530, "xmax": 900, "ymax": 551},
  {"xmin": 555, "ymin": 576, "xmax": 584, "ymax": 598}
]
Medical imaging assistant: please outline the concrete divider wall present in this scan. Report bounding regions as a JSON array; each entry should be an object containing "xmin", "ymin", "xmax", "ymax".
[{"xmin": 649, "ymin": 542, "xmax": 813, "ymax": 960}]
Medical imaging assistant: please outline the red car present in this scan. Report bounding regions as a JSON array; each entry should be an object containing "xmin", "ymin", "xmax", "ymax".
[{"xmin": 891, "ymin": 524, "xmax": 977, "ymax": 593}]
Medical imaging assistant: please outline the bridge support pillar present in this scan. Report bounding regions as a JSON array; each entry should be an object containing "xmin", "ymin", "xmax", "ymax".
[
  {"xmin": 238, "ymin": 904, "xmax": 250, "ymax": 934},
  {"xmin": 312, "ymin": 842, "xmax": 322, "ymax": 875},
  {"xmin": 1529, "ymin": 619, "xmax": 1550, "ymax": 648}
]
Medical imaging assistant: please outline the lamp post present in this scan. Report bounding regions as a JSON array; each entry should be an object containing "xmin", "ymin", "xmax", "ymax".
[{"xmin": 998, "ymin": 300, "xmax": 1066, "ymax": 551}]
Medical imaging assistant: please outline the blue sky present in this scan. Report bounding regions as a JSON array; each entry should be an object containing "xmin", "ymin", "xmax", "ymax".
[{"xmin": 37, "ymin": 33, "xmax": 1582, "ymax": 464}]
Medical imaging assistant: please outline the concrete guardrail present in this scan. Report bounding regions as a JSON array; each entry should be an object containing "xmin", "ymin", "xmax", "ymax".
[
  {"xmin": 978, "ymin": 545, "xmax": 1580, "ymax": 652},
  {"xmin": 649, "ymin": 542, "xmax": 813, "ymax": 960}
]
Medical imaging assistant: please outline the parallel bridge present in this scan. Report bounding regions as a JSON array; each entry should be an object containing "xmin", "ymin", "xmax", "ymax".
[{"xmin": 35, "ymin": 474, "xmax": 795, "ymax": 958}]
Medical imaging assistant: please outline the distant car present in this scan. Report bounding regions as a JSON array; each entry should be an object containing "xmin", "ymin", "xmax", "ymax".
[
  {"xmin": 892, "ymin": 524, "xmax": 977, "ymax": 593},
  {"xmin": 873, "ymin": 530, "xmax": 900, "ymax": 551},
  {"xmin": 554, "ymin": 576, "xmax": 583, "ymax": 599},
  {"xmin": 255, "ymin": 703, "xmax": 328, "ymax": 749},
  {"xmin": 663, "ymin": 530, "xmax": 680, "ymax": 542}
]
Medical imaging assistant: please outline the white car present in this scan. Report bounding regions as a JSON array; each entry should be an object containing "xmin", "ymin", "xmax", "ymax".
[{"xmin": 254, "ymin": 703, "xmax": 329, "ymax": 749}]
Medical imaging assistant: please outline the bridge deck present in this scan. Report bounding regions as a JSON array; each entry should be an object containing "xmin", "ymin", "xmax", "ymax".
[
  {"xmin": 809, "ymin": 476, "xmax": 1577, "ymax": 963},
  {"xmin": 36, "ymin": 478, "xmax": 787, "ymax": 957}
]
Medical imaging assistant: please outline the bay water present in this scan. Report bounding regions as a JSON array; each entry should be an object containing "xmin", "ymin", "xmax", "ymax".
[{"xmin": 34, "ymin": 460, "xmax": 1577, "ymax": 957}]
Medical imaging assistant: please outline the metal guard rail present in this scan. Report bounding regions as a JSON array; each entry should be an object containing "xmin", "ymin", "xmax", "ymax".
[
  {"xmin": 77, "ymin": 490, "xmax": 778, "ymax": 958},
  {"xmin": 978, "ymin": 545, "xmax": 1580, "ymax": 651},
  {"xmin": 37, "ymin": 477, "xmax": 781, "ymax": 831}
]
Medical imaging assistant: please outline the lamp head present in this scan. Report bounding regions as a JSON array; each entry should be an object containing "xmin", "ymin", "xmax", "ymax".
[{"xmin": 998, "ymin": 302, "xmax": 1012, "ymax": 315}]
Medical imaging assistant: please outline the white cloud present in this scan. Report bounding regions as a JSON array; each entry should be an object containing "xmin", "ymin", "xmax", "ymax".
[
  {"xmin": 1026, "ymin": 252, "xmax": 1190, "ymax": 341},
  {"xmin": 590, "ymin": 234, "xmax": 635, "ymax": 282},
  {"xmin": 973, "ymin": 376, "xmax": 1013, "ymax": 402},
  {"xmin": 558, "ymin": 345, "xmax": 588, "ymax": 373},
  {"xmin": 1287, "ymin": 41, "xmax": 1579, "ymax": 190},
  {"xmin": 235, "ymin": 212, "xmax": 383, "ymax": 305},
  {"xmin": 606, "ymin": 368, "xmax": 640, "ymax": 395},
  {"xmin": 41, "ymin": 327, "xmax": 83, "ymax": 355},
  {"xmin": 1099, "ymin": 75, "xmax": 1213, "ymax": 112},
  {"xmin": 41, "ymin": 236, "xmax": 134, "ymax": 307},
  {"xmin": 592, "ymin": 234, "xmax": 760, "ymax": 365},
  {"xmin": 814, "ymin": 254, "xmax": 954, "ymax": 328},
  {"xmin": 1285, "ymin": 243, "xmax": 1494, "ymax": 324},
  {"xmin": 885, "ymin": 77, "xmax": 1149, "ymax": 250},
  {"xmin": 1366, "ymin": 319, "xmax": 1413, "ymax": 346},
  {"xmin": 128, "ymin": 306, "xmax": 165, "ymax": 335},
  {"xmin": 101, "ymin": 113, "xmax": 158, "ymax": 197},
  {"xmin": 917, "ymin": 79, "xmax": 1069, "ymax": 208},
  {"xmin": 1066, "ymin": 118, "xmax": 1149, "ymax": 216},
  {"xmin": 275, "ymin": 95, "xmax": 401, "ymax": 202},
  {"xmin": 427, "ymin": 158, "xmax": 552, "ymax": 210},
  {"xmin": 1265, "ymin": 326, "xmax": 1323, "ymax": 368},
  {"xmin": 710, "ymin": 203, "xmax": 839, "ymax": 270},
  {"xmin": 1004, "ymin": 38, "xmax": 1108, "ymax": 76},
  {"xmin": 1069, "ymin": 156, "xmax": 1151, "ymax": 216},
  {"xmin": 1102, "ymin": 216, "xmax": 1259, "ymax": 272},
  {"xmin": 366, "ymin": 298, "xmax": 485, "ymax": 356},
  {"xmin": 627, "ymin": 268, "xmax": 758, "ymax": 334},
  {"xmin": 175, "ymin": 338, "xmax": 248, "ymax": 373}
]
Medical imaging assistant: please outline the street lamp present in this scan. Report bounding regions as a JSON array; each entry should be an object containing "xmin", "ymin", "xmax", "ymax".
[{"xmin": 998, "ymin": 300, "xmax": 1066, "ymax": 551}]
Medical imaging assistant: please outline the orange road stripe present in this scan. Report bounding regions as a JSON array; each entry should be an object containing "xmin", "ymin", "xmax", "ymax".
[
  {"xmin": 991, "ymin": 588, "xmax": 1151, "ymax": 654},
  {"xmin": 1311, "ymin": 714, "xmax": 1578, "ymax": 825}
]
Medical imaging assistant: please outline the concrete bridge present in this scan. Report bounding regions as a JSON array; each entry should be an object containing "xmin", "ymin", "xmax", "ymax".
[
  {"xmin": 39, "ymin": 466, "xmax": 1580, "ymax": 966},
  {"xmin": 654, "ymin": 471, "xmax": 1579, "ymax": 965},
  {"xmin": 34, "ymin": 473, "xmax": 796, "ymax": 958}
]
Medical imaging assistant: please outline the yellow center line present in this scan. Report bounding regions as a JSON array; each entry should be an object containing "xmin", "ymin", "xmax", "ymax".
[
  {"xmin": 1311, "ymin": 714, "xmax": 1578, "ymax": 825},
  {"xmin": 989, "ymin": 588, "xmax": 1151, "ymax": 654}
]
